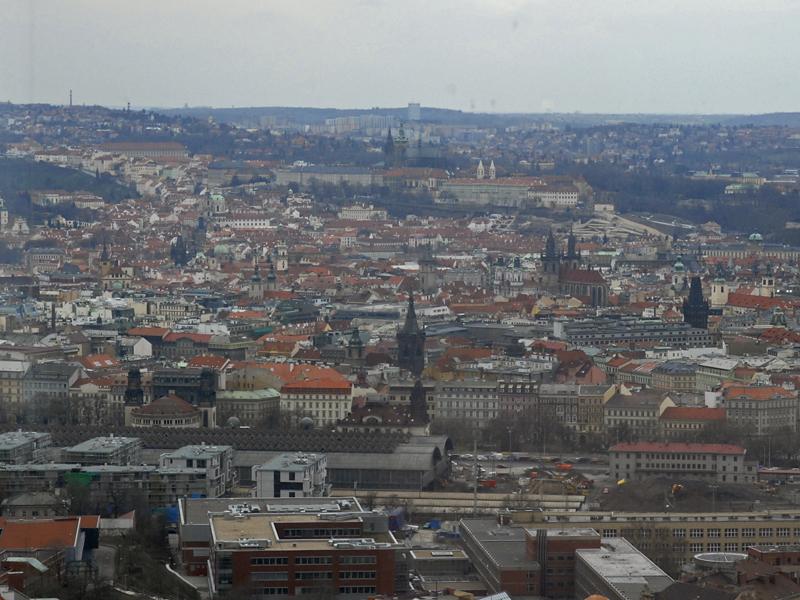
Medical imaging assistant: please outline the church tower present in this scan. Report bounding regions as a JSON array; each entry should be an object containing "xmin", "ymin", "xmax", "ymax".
[
  {"xmin": 565, "ymin": 228, "xmax": 581, "ymax": 270},
  {"xmin": 540, "ymin": 230, "xmax": 561, "ymax": 289},
  {"xmin": 409, "ymin": 378, "xmax": 429, "ymax": 424},
  {"xmin": 346, "ymin": 327, "xmax": 365, "ymax": 364},
  {"xmin": 397, "ymin": 293, "xmax": 426, "ymax": 376},
  {"xmin": 249, "ymin": 259, "xmax": 265, "ymax": 301},
  {"xmin": 123, "ymin": 367, "xmax": 144, "ymax": 426},
  {"xmin": 683, "ymin": 276, "xmax": 710, "ymax": 329},
  {"xmin": 476, "ymin": 159, "xmax": 485, "ymax": 179},
  {"xmin": 488, "ymin": 160, "xmax": 496, "ymax": 180},
  {"xmin": 98, "ymin": 241, "xmax": 113, "ymax": 277},
  {"xmin": 275, "ymin": 243, "xmax": 288, "ymax": 272},
  {"xmin": 265, "ymin": 257, "xmax": 277, "ymax": 292},
  {"xmin": 418, "ymin": 246, "xmax": 438, "ymax": 293}
]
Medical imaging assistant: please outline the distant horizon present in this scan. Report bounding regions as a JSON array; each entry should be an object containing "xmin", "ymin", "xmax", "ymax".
[{"xmin": 7, "ymin": 100, "xmax": 800, "ymax": 119}]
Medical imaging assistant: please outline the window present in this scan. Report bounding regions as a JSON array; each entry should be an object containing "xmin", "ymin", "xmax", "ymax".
[
  {"xmin": 251, "ymin": 557, "xmax": 289, "ymax": 566},
  {"xmin": 778, "ymin": 528, "xmax": 791, "ymax": 537},
  {"xmin": 689, "ymin": 543, "xmax": 704, "ymax": 552},
  {"xmin": 296, "ymin": 557, "xmax": 333, "ymax": 565},
  {"xmin": 759, "ymin": 528, "xmax": 773, "ymax": 537},
  {"xmin": 689, "ymin": 529, "xmax": 703, "ymax": 539},
  {"xmin": 257, "ymin": 588, "xmax": 289, "ymax": 596},
  {"xmin": 339, "ymin": 556, "xmax": 376, "ymax": 565},
  {"xmin": 339, "ymin": 587, "xmax": 376, "ymax": 595},
  {"xmin": 296, "ymin": 572, "xmax": 333, "ymax": 580},
  {"xmin": 673, "ymin": 529, "xmax": 686, "ymax": 538},
  {"xmin": 724, "ymin": 528, "xmax": 738, "ymax": 538},
  {"xmin": 340, "ymin": 571, "xmax": 376, "ymax": 579},
  {"xmin": 742, "ymin": 528, "xmax": 756, "ymax": 538},
  {"xmin": 708, "ymin": 529, "xmax": 720, "ymax": 538},
  {"xmin": 252, "ymin": 572, "xmax": 288, "ymax": 581}
]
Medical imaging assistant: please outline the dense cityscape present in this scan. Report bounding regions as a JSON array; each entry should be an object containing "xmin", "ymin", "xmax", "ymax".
[{"xmin": 4, "ymin": 3, "xmax": 800, "ymax": 599}]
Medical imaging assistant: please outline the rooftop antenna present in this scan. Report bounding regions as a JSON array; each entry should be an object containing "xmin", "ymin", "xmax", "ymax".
[{"xmin": 69, "ymin": 89, "xmax": 73, "ymax": 107}]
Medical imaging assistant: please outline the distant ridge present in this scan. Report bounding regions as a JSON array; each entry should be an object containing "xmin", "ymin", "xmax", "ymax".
[{"xmin": 155, "ymin": 105, "xmax": 800, "ymax": 128}]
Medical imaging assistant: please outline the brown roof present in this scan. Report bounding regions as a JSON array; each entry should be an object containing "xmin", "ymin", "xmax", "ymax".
[
  {"xmin": 660, "ymin": 407, "xmax": 726, "ymax": 422},
  {"xmin": 134, "ymin": 394, "xmax": 199, "ymax": 416},
  {"xmin": 0, "ymin": 517, "xmax": 81, "ymax": 550}
]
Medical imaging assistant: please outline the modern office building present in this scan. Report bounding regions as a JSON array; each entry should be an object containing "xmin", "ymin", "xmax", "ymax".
[
  {"xmin": 160, "ymin": 444, "xmax": 236, "ymax": 497},
  {"xmin": 63, "ymin": 435, "xmax": 142, "ymax": 465},
  {"xmin": 252, "ymin": 453, "xmax": 328, "ymax": 499},
  {"xmin": 0, "ymin": 431, "xmax": 51, "ymax": 463},
  {"xmin": 207, "ymin": 507, "xmax": 398, "ymax": 598},
  {"xmin": 553, "ymin": 317, "xmax": 713, "ymax": 349},
  {"xmin": 574, "ymin": 537, "xmax": 673, "ymax": 600}
]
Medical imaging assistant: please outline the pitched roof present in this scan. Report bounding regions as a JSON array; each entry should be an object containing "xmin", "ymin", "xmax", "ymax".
[
  {"xmin": 723, "ymin": 385, "xmax": 796, "ymax": 401},
  {"xmin": 79, "ymin": 353, "xmax": 120, "ymax": 369},
  {"xmin": 660, "ymin": 407, "xmax": 726, "ymax": 422},
  {"xmin": 127, "ymin": 326, "xmax": 170, "ymax": 338},
  {"xmin": 0, "ymin": 517, "xmax": 81, "ymax": 550}
]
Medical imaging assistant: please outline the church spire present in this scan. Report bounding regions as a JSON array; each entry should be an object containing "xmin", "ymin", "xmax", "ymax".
[
  {"xmin": 476, "ymin": 159, "xmax": 485, "ymax": 179},
  {"xmin": 397, "ymin": 292, "xmax": 426, "ymax": 376},
  {"xmin": 489, "ymin": 160, "xmax": 496, "ymax": 180},
  {"xmin": 401, "ymin": 292, "xmax": 420, "ymax": 334},
  {"xmin": 545, "ymin": 229, "xmax": 557, "ymax": 259}
]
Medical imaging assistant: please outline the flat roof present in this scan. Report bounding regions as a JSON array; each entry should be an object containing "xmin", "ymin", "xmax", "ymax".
[
  {"xmin": 209, "ymin": 512, "xmax": 394, "ymax": 551},
  {"xmin": 162, "ymin": 445, "xmax": 232, "ymax": 460},
  {"xmin": 576, "ymin": 538, "xmax": 672, "ymax": 598},
  {"xmin": 66, "ymin": 436, "xmax": 140, "ymax": 454},
  {"xmin": 459, "ymin": 519, "xmax": 540, "ymax": 571},
  {"xmin": 181, "ymin": 496, "xmax": 361, "ymax": 525},
  {"xmin": 255, "ymin": 452, "xmax": 325, "ymax": 472},
  {"xmin": 410, "ymin": 549, "xmax": 469, "ymax": 560},
  {"xmin": 0, "ymin": 431, "xmax": 49, "ymax": 451}
]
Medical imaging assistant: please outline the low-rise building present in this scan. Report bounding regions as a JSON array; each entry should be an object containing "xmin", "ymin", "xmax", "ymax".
[
  {"xmin": 609, "ymin": 442, "xmax": 756, "ymax": 484},
  {"xmin": 574, "ymin": 537, "xmax": 673, "ymax": 600},
  {"xmin": 160, "ymin": 444, "xmax": 236, "ymax": 498},
  {"xmin": 0, "ymin": 431, "xmax": 51, "ymax": 464},
  {"xmin": 252, "ymin": 452, "xmax": 328, "ymax": 498},
  {"xmin": 207, "ymin": 510, "xmax": 397, "ymax": 598},
  {"xmin": 63, "ymin": 435, "xmax": 142, "ymax": 465}
]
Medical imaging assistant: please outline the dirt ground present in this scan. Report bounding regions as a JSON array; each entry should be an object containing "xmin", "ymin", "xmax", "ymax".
[{"xmin": 593, "ymin": 476, "xmax": 800, "ymax": 513}]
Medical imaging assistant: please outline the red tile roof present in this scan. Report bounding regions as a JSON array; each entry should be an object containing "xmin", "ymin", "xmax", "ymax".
[
  {"xmin": 609, "ymin": 442, "xmax": 745, "ymax": 455},
  {"xmin": 660, "ymin": 407, "xmax": 726, "ymax": 422},
  {"xmin": 723, "ymin": 385, "xmax": 796, "ymax": 401},
  {"xmin": 0, "ymin": 517, "xmax": 81, "ymax": 550},
  {"xmin": 79, "ymin": 353, "xmax": 120, "ymax": 370}
]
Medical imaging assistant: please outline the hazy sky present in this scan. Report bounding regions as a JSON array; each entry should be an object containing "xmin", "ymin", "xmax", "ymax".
[{"xmin": 2, "ymin": 0, "xmax": 798, "ymax": 114}]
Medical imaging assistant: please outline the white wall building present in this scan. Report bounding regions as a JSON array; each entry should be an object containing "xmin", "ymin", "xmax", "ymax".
[{"xmin": 252, "ymin": 452, "xmax": 328, "ymax": 498}]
